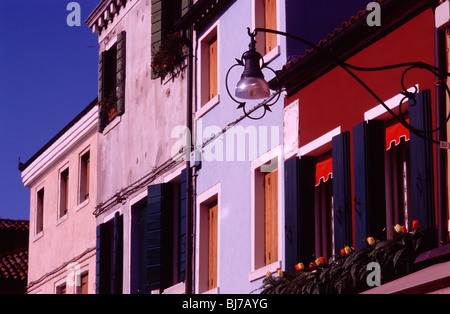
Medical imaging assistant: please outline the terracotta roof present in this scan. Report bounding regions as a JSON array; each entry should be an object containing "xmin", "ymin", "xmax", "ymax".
[
  {"xmin": 0, "ymin": 249, "xmax": 28, "ymax": 281},
  {"xmin": 282, "ymin": 1, "xmax": 382, "ymax": 72},
  {"xmin": 0, "ymin": 219, "xmax": 29, "ymax": 232}
]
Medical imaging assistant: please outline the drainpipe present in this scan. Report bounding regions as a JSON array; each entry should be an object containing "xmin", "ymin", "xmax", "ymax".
[
  {"xmin": 434, "ymin": 21, "xmax": 448, "ymax": 246},
  {"xmin": 183, "ymin": 25, "xmax": 194, "ymax": 294}
]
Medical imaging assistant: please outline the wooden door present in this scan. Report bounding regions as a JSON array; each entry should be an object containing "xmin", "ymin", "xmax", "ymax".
[
  {"xmin": 209, "ymin": 37, "xmax": 218, "ymax": 101},
  {"xmin": 264, "ymin": 0, "xmax": 277, "ymax": 54}
]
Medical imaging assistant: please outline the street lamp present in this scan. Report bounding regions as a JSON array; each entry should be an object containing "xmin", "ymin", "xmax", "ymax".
[{"xmin": 226, "ymin": 27, "xmax": 450, "ymax": 144}]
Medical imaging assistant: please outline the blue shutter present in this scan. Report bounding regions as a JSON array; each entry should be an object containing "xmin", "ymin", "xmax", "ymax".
[
  {"xmin": 353, "ymin": 120, "xmax": 386, "ymax": 249},
  {"xmin": 112, "ymin": 212, "xmax": 123, "ymax": 294},
  {"xmin": 284, "ymin": 156, "xmax": 316, "ymax": 271},
  {"xmin": 95, "ymin": 224, "xmax": 102, "ymax": 294},
  {"xmin": 409, "ymin": 89, "xmax": 435, "ymax": 228},
  {"xmin": 141, "ymin": 184, "xmax": 165, "ymax": 293},
  {"xmin": 116, "ymin": 31, "xmax": 126, "ymax": 116},
  {"xmin": 179, "ymin": 168, "xmax": 187, "ymax": 282},
  {"xmin": 332, "ymin": 131, "xmax": 352, "ymax": 252}
]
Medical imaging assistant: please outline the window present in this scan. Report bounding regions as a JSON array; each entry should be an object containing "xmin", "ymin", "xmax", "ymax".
[
  {"xmin": 199, "ymin": 26, "xmax": 219, "ymax": 110},
  {"xmin": 314, "ymin": 154, "xmax": 333, "ymax": 260},
  {"xmin": 36, "ymin": 187, "xmax": 44, "ymax": 235},
  {"xmin": 98, "ymin": 31, "xmax": 126, "ymax": 131},
  {"xmin": 58, "ymin": 167, "xmax": 69, "ymax": 219},
  {"xmin": 76, "ymin": 272, "xmax": 89, "ymax": 294},
  {"xmin": 384, "ymin": 118, "xmax": 411, "ymax": 238},
  {"xmin": 197, "ymin": 184, "xmax": 220, "ymax": 293},
  {"xmin": 254, "ymin": 0, "xmax": 277, "ymax": 55},
  {"xmin": 130, "ymin": 170, "xmax": 187, "ymax": 294},
  {"xmin": 251, "ymin": 155, "xmax": 279, "ymax": 274},
  {"xmin": 96, "ymin": 213, "xmax": 123, "ymax": 294},
  {"xmin": 55, "ymin": 282, "xmax": 66, "ymax": 294},
  {"xmin": 79, "ymin": 150, "xmax": 90, "ymax": 204}
]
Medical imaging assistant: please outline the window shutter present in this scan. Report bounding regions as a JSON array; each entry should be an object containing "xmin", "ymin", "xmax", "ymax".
[
  {"xmin": 353, "ymin": 120, "xmax": 386, "ymax": 249},
  {"xmin": 98, "ymin": 51, "xmax": 106, "ymax": 131},
  {"xmin": 112, "ymin": 212, "xmax": 123, "ymax": 294},
  {"xmin": 179, "ymin": 168, "xmax": 187, "ymax": 282},
  {"xmin": 116, "ymin": 31, "xmax": 126, "ymax": 116},
  {"xmin": 209, "ymin": 38, "xmax": 218, "ymax": 101},
  {"xmin": 208, "ymin": 202, "xmax": 218, "ymax": 290},
  {"xmin": 409, "ymin": 89, "xmax": 435, "ymax": 228},
  {"xmin": 139, "ymin": 184, "xmax": 165, "ymax": 293},
  {"xmin": 332, "ymin": 131, "xmax": 352, "ymax": 252},
  {"xmin": 95, "ymin": 224, "xmax": 102, "ymax": 294},
  {"xmin": 264, "ymin": 169, "xmax": 278, "ymax": 265},
  {"xmin": 264, "ymin": 0, "xmax": 277, "ymax": 54}
]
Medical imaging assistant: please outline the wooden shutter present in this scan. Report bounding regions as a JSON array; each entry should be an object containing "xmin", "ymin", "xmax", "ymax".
[
  {"xmin": 98, "ymin": 51, "xmax": 106, "ymax": 131},
  {"xmin": 332, "ymin": 131, "xmax": 352, "ymax": 252},
  {"xmin": 284, "ymin": 156, "xmax": 315, "ymax": 271},
  {"xmin": 95, "ymin": 224, "xmax": 102, "ymax": 294},
  {"xmin": 264, "ymin": 0, "xmax": 277, "ymax": 54},
  {"xmin": 353, "ymin": 120, "xmax": 386, "ymax": 249},
  {"xmin": 116, "ymin": 31, "xmax": 126, "ymax": 116},
  {"xmin": 208, "ymin": 202, "xmax": 218, "ymax": 290},
  {"xmin": 140, "ymin": 184, "xmax": 165, "ymax": 293},
  {"xmin": 112, "ymin": 212, "xmax": 123, "ymax": 294},
  {"xmin": 409, "ymin": 89, "xmax": 435, "ymax": 228},
  {"xmin": 179, "ymin": 169, "xmax": 187, "ymax": 282},
  {"xmin": 209, "ymin": 37, "xmax": 218, "ymax": 101},
  {"xmin": 264, "ymin": 169, "xmax": 278, "ymax": 265}
]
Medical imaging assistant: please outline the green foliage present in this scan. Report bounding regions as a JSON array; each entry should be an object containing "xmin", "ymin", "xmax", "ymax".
[
  {"xmin": 257, "ymin": 226, "xmax": 436, "ymax": 294},
  {"xmin": 151, "ymin": 32, "xmax": 186, "ymax": 80}
]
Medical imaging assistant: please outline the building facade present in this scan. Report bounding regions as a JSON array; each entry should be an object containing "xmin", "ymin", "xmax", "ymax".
[
  {"xmin": 269, "ymin": 0, "xmax": 450, "ymax": 293},
  {"xmin": 20, "ymin": 100, "xmax": 98, "ymax": 294},
  {"xmin": 86, "ymin": 0, "xmax": 190, "ymax": 294}
]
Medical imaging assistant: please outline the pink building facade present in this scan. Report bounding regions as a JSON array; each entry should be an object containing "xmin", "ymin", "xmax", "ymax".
[{"xmin": 20, "ymin": 101, "xmax": 98, "ymax": 294}]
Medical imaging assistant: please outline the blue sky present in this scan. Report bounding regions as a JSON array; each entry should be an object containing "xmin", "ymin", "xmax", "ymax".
[{"xmin": 0, "ymin": 0, "xmax": 99, "ymax": 220}]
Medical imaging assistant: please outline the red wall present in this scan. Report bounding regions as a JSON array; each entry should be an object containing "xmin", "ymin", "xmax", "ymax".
[{"xmin": 288, "ymin": 9, "xmax": 437, "ymax": 247}]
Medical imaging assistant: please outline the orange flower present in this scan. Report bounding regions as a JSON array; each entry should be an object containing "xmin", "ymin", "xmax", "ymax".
[
  {"xmin": 413, "ymin": 220, "xmax": 419, "ymax": 230},
  {"xmin": 309, "ymin": 262, "xmax": 315, "ymax": 270},
  {"xmin": 394, "ymin": 224, "xmax": 402, "ymax": 233},
  {"xmin": 276, "ymin": 268, "xmax": 283, "ymax": 277},
  {"xmin": 340, "ymin": 248, "xmax": 346, "ymax": 256},
  {"xmin": 295, "ymin": 262, "xmax": 304, "ymax": 272},
  {"xmin": 266, "ymin": 271, "xmax": 272, "ymax": 278},
  {"xmin": 401, "ymin": 225, "xmax": 407, "ymax": 233},
  {"xmin": 367, "ymin": 237, "xmax": 375, "ymax": 246},
  {"xmin": 315, "ymin": 256, "xmax": 326, "ymax": 265},
  {"xmin": 344, "ymin": 246, "xmax": 352, "ymax": 255}
]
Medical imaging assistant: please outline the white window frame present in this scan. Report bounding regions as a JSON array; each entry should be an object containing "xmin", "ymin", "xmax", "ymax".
[
  {"xmin": 196, "ymin": 21, "xmax": 220, "ymax": 119},
  {"xmin": 249, "ymin": 145, "xmax": 282, "ymax": 282},
  {"xmin": 251, "ymin": 0, "xmax": 281, "ymax": 64},
  {"xmin": 57, "ymin": 163, "xmax": 70, "ymax": 224},
  {"xmin": 195, "ymin": 183, "xmax": 221, "ymax": 294},
  {"xmin": 77, "ymin": 146, "xmax": 91, "ymax": 210},
  {"xmin": 34, "ymin": 183, "xmax": 45, "ymax": 241}
]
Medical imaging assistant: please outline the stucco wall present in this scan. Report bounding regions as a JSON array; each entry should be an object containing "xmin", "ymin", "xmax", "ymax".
[
  {"xmin": 96, "ymin": 0, "xmax": 187, "ymax": 209},
  {"xmin": 27, "ymin": 118, "xmax": 98, "ymax": 294},
  {"xmin": 193, "ymin": 0, "xmax": 287, "ymax": 294}
]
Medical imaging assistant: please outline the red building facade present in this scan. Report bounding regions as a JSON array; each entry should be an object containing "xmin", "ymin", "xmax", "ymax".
[{"xmin": 275, "ymin": 0, "xmax": 450, "ymax": 291}]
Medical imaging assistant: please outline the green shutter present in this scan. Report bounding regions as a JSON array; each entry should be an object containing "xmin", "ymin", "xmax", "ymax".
[{"xmin": 116, "ymin": 31, "xmax": 126, "ymax": 116}]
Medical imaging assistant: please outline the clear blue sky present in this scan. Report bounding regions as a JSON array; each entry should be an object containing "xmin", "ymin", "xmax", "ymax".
[{"xmin": 0, "ymin": 0, "xmax": 99, "ymax": 220}]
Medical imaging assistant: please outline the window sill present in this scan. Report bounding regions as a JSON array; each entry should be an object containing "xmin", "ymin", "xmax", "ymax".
[
  {"xmin": 32, "ymin": 231, "xmax": 44, "ymax": 243},
  {"xmin": 248, "ymin": 260, "xmax": 281, "ymax": 282},
  {"xmin": 195, "ymin": 94, "xmax": 220, "ymax": 119},
  {"xmin": 162, "ymin": 282, "xmax": 185, "ymax": 294},
  {"xmin": 263, "ymin": 45, "xmax": 280, "ymax": 65},
  {"xmin": 102, "ymin": 115, "xmax": 121, "ymax": 135},
  {"xmin": 56, "ymin": 214, "xmax": 68, "ymax": 226},
  {"xmin": 202, "ymin": 287, "xmax": 219, "ymax": 294},
  {"xmin": 76, "ymin": 198, "xmax": 90, "ymax": 212}
]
